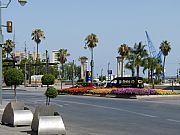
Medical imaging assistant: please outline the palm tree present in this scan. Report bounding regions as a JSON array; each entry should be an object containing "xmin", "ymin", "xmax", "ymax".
[
  {"xmin": 155, "ymin": 62, "xmax": 163, "ymax": 81},
  {"xmin": 159, "ymin": 40, "xmax": 171, "ymax": 82},
  {"xmin": 57, "ymin": 49, "xmax": 70, "ymax": 89},
  {"xmin": 3, "ymin": 39, "xmax": 16, "ymax": 68},
  {"xmin": 84, "ymin": 33, "xmax": 98, "ymax": 82},
  {"xmin": 125, "ymin": 48, "xmax": 135, "ymax": 76},
  {"xmin": 118, "ymin": 44, "xmax": 129, "ymax": 77},
  {"xmin": 31, "ymin": 29, "xmax": 45, "ymax": 74},
  {"xmin": 142, "ymin": 57, "xmax": 162, "ymax": 82},
  {"xmin": 4, "ymin": 39, "xmax": 14, "ymax": 59},
  {"xmin": 132, "ymin": 42, "xmax": 148, "ymax": 77}
]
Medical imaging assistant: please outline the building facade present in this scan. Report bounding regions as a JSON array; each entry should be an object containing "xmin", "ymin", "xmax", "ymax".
[
  {"xmin": 14, "ymin": 51, "xmax": 40, "ymax": 64},
  {"xmin": 52, "ymin": 50, "xmax": 59, "ymax": 63}
]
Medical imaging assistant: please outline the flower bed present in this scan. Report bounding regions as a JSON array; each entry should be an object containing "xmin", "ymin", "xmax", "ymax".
[
  {"xmin": 111, "ymin": 88, "xmax": 156, "ymax": 95},
  {"xmin": 155, "ymin": 89, "xmax": 179, "ymax": 95},
  {"xmin": 59, "ymin": 87, "xmax": 94, "ymax": 95},
  {"xmin": 59, "ymin": 87, "xmax": 179, "ymax": 96},
  {"xmin": 89, "ymin": 88, "xmax": 114, "ymax": 95},
  {"xmin": 111, "ymin": 88, "xmax": 179, "ymax": 95}
]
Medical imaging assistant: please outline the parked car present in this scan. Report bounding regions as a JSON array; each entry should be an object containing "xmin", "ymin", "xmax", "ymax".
[
  {"xmin": 106, "ymin": 77, "xmax": 144, "ymax": 88},
  {"xmin": 75, "ymin": 82, "xmax": 97, "ymax": 88}
]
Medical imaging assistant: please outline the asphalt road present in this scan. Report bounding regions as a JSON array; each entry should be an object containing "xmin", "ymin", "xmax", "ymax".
[{"xmin": 2, "ymin": 89, "xmax": 180, "ymax": 135}]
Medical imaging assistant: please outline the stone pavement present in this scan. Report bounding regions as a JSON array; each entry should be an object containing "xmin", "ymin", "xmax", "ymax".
[{"xmin": 0, "ymin": 101, "xmax": 36, "ymax": 135}]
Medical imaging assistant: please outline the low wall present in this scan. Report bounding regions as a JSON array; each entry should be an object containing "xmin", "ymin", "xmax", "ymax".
[{"xmin": 145, "ymin": 85, "xmax": 180, "ymax": 90}]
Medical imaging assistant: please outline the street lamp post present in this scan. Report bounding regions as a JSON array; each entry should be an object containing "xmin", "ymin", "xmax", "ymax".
[
  {"xmin": 107, "ymin": 62, "xmax": 110, "ymax": 81},
  {"xmin": 0, "ymin": 0, "xmax": 27, "ymax": 104},
  {"xmin": 24, "ymin": 41, "xmax": 27, "ymax": 87},
  {"xmin": 101, "ymin": 68, "xmax": 103, "ymax": 82}
]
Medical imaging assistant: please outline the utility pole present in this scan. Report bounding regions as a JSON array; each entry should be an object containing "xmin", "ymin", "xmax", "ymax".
[
  {"xmin": 28, "ymin": 51, "xmax": 31, "ymax": 84},
  {"xmin": 108, "ymin": 62, "xmax": 110, "ymax": 81},
  {"xmin": 24, "ymin": 42, "xmax": 27, "ymax": 87}
]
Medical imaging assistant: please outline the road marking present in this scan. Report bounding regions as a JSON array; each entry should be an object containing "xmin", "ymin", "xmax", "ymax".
[
  {"xmin": 143, "ymin": 100, "xmax": 180, "ymax": 106},
  {"xmin": 167, "ymin": 119, "xmax": 180, "ymax": 123},
  {"xmin": 57, "ymin": 100, "xmax": 158, "ymax": 118}
]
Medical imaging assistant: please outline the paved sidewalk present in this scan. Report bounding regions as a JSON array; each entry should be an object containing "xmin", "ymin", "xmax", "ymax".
[
  {"xmin": 0, "ymin": 100, "xmax": 35, "ymax": 135},
  {"xmin": 0, "ymin": 84, "xmax": 71, "ymax": 135},
  {"xmin": 15, "ymin": 84, "xmax": 72, "ymax": 92}
]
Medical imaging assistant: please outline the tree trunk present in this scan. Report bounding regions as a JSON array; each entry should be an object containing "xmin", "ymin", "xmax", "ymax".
[
  {"xmin": 163, "ymin": 56, "xmax": 166, "ymax": 82},
  {"xmin": 46, "ymin": 97, "xmax": 48, "ymax": 105},
  {"xmin": 62, "ymin": 63, "xmax": 64, "ymax": 78},
  {"xmin": 48, "ymin": 98, "xmax": 50, "ymax": 105},
  {"xmin": 131, "ymin": 68, "xmax": 135, "ymax": 77},
  {"xmin": 121, "ymin": 58, "xmax": 124, "ymax": 77},
  {"xmin": 150, "ymin": 67, "xmax": 153, "ymax": 83},
  {"xmin": 36, "ymin": 43, "xmax": 39, "ymax": 75},
  {"xmin": 14, "ymin": 85, "xmax": 17, "ymax": 101},
  {"xmin": 91, "ymin": 48, "xmax": 94, "ymax": 82},
  {"xmin": 148, "ymin": 69, "xmax": 150, "ymax": 82},
  {"xmin": 137, "ymin": 65, "xmax": 140, "ymax": 77},
  {"xmin": 61, "ymin": 63, "xmax": 64, "ymax": 89}
]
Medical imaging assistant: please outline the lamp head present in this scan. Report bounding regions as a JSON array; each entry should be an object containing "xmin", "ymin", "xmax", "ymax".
[{"xmin": 18, "ymin": 0, "xmax": 27, "ymax": 6}]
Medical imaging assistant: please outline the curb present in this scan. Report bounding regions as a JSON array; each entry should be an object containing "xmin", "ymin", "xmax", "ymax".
[{"xmin": 136, "ymin": 95, "xmax": 180, "ymax": 100}]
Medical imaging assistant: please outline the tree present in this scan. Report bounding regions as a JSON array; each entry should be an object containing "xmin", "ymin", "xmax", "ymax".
[
  {"xmin": 63, "ymin": 61, "xmax": 81, "ymax": 82},
  {"xmin": 48, "ymin": 65, "xmax": 59, "ymax": 78},
  {"xmin": 84, "ymin": 33, "xmax": 99, "ymax": 81},
  {"xmin": 125, "ymin": 61, "xmax": 135, "ymax": 77},
  {"xmin": 42, "ymin": 74, "xmax": 56, "ymax": 105},
  {"xmin": 118, "ymin": 44, "xmax": 129, "ymax": 77},
  {"xmin": 45, "ymin": 87, "xmax": 58, "ymax": 105},
  {"xmin": 41, "ymin": 74, "xmax": 55, "ymax": 87},
  {"xmin": 57, "ymin": 49, "xmax": 70, "ymax": 89},
  {"xmin": 132, "ymin": 42, "xmax": 148, "ymax": 77},
  {"xmin": 31, "ymin": 29, "xmax": 45, "ymax": 75},
  {"xmin": 3, "ymin": 39, "xmax": 14, "ymax": 59},
  {"xmin": 125, "ymin": 48, "xmax": 135, "ymax": 77},
  {"xmin": 20, "ymin": 57, "xmax": 36, "ymax": 84},
  {"xmin": 4, "ymin": 68, "xmax": 24, "ymax": 100},
  {"xmin": 159, "ymin": 40, "xmax": 171, "ymax": 81},
  {"xmin": 98, "ymin": 75, "xmax": 106, "ymax": 82},
  {"xmin": 142, "ymin": 57, "xmax": 162, "ymax": 83},
  {"xmin": 142, "ymin": 57, "xmax": 152, "ymax": 81},
  {"xmin": 3, "ymin": 39, "xmax": 16, "ymax": 68}
]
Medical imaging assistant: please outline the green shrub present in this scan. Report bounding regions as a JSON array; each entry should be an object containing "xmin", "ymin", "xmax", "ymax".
[
  {"xmin": 45, "ymin": 87, "xmax": 58, "ymax": 98},
  {"xmin": 4, "ymin": 68, "xmax": 24, "ymax": 86},
  {"xmin": 4, "ymin": 68, "xmax": 24, "ymax": 100},
  {"xmin": 77, "ymin": 78, "xmax": 84, "ymax": 83},
  {"xmin": 154, "ymin": 79, "xmax": 161, "ymax": 84},
  {"xmin": 41, "ymin": 74, "xmax": 55, "ymax": 86},
  {"xmin": 45, "ymin": 87, "xmax": 58, "ymax": 105}
]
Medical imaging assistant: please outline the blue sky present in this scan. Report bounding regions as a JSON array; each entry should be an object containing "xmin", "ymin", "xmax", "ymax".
[{"xmin": 2, "ymin": 0, "xmax": 180, "ymax": 77}]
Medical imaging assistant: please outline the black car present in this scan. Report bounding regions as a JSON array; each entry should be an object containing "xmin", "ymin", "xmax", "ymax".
[{"xmin": 106, "ymin": 77, "xmax": 144, "ymax": 88}]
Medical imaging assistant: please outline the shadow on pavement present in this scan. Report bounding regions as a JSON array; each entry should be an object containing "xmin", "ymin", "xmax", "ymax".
[{"xmin": 21, "ymin": 130, "xmax": 38, "ymax": 135}]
